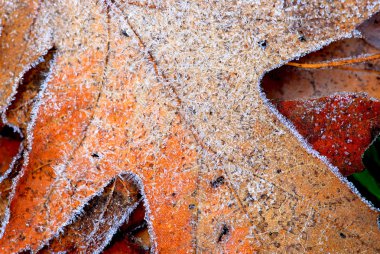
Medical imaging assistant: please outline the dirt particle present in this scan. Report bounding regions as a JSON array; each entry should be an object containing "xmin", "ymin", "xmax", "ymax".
[
  {"xmin": 258, "ymin": 40, "xmax": 267, "ymax": 50},
  {"xmin": 298, "ymin": 35, "xmax": 307, "ymax": 42},
  {"xmin": 269, "ymin": 231, "xmax": 279, "ymax": 239},
  {"xmin": 121, "ymin": 29, "xmax": 129, "ymax": 37},
  {"xmin": 211, "ymin": 176, "xmax": 225, "ymax": 188},
  {"xmin": 91, "ymin": 153, "xmax": 99, "ymax": 158},
  {"xmin": 217, "ymin": 224, "xmax": 229, "ymax": 242}
]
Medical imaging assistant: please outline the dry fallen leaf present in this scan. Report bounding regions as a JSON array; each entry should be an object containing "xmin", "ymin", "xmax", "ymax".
[
  {"xmin": 358, "ymin": 12, "xmax": 380, "ymax": 50},
  {"xmin": 39, "ymin": 174, "xmax": 142, "ymax": 253},
  {"xmin": 103, "ymin": 201, "xmax": 151, "ymax": 253},
  {"xmin": 0, "ymin": 1, "xmax": 380, "ymax": 253},
  {"xmin": 275, "ymin": 94, "xmax": 380, "ymax": 176},
  {"xmin": 263, "ymin": 33, "xmax": 380, "ymax": 180}
]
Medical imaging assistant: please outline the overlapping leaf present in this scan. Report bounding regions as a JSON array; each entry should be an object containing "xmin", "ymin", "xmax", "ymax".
[{"xmin": 276, "ymin": 94, "xmax": 380, "ymax": 176}]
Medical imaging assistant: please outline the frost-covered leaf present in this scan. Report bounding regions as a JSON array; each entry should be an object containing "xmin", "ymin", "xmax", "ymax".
[
  {"xmin": 275, "ymin": 94, "xmax": 380, "ymax": 176},
  {"xmin": 5, "ymin": 48, "xmax": 56, "ymax": 132},
  {"xmin": 1, "ymin": 0, "xmax": 380, "ymax": 253},
  {"xmin": 0, "ymin": 44, "xmax": 54, "ymax": 239},
  {"xmin": 263, "ymin": 32, "xmax": 380, "ymax": 207},
  {"xmin": 103, "ymin": 202, "xmax": 150, "ymax": 253},
  {"xmin": 38, "ymin": 174, "xmax": 141, "ymax": 254},
  {"xmin": 262, "ymin": 38, "xmax": 380, "ymax": 101}
]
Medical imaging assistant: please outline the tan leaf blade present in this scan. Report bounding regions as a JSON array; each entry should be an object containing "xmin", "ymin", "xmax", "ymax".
[{"xmin": 0, "ymin": 1, "xmax": 379, "ymax": 253}]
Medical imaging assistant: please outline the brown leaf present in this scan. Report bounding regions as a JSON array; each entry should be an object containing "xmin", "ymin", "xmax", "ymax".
[
  {"xmin": 38, "ymin": 174, "xmax": 141, "ymax": 253},
  {"xmin": 358, "ymin": 12, "xmax": 380, "ymax": 50},
  {"xmin": 262, "ymin": 38, "xmax": 380, "ymax": 101},
  {"xmin": 1, "ymin": 1, "xmax": 380, "ymax": 253},
  {"xmin": 6, "ymin": 48, "xmax": 56, "ymax": 132},
  {"xmin": 103, "ymin": 202, "xmax": 150, "ymax": 253}
]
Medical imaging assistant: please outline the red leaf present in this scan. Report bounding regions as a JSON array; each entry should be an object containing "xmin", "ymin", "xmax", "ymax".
[{"xmin": 276, "ymin": 94, "xmax": 380, "ymax": 176}]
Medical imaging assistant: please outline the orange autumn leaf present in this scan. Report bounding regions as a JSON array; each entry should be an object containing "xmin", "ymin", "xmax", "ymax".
[{"xmin": 0, "ymin": 1, "xmax": 380, "ymax": 253}]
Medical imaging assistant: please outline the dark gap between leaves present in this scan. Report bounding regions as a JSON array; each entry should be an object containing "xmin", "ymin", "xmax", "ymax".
[{"xmin": 0, "ymin": 125, "xmax": 22, "ymax": 141}]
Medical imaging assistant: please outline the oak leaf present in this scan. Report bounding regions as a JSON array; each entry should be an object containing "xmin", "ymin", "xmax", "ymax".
[{"xmin": 0, "ymin": 1, "xmax": 380, "ymax": 253}]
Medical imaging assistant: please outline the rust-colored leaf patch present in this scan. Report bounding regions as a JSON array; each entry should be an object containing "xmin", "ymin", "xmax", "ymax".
[{"xmin": 275, "ymin": 94, "xmax": 380, "ymax": 176}]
